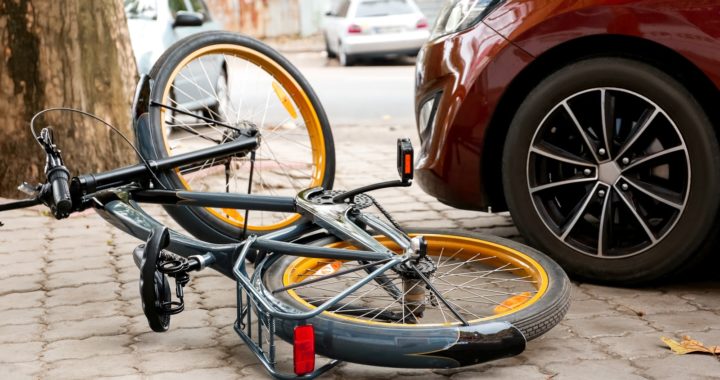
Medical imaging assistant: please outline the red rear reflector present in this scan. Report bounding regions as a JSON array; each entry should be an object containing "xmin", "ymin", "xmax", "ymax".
[
  {"xmin": 417, "ymin": 18, "xmax": 428, "ymax": 29},
  {"xmin": 294, "ymin": 324, "xmax": 315, "ymax": 375},
  {"xmin": 348, "ymin": 24, "xmax": 363, "ymax": 34},
  {"xmin": 404, "ymin": 153, "xmax": 412, "ymax": 175}
]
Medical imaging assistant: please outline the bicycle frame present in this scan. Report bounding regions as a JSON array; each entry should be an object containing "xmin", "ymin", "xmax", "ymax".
[{"xmin": 0, "ymin": 75, "xmax": 528, "ymax": 379}]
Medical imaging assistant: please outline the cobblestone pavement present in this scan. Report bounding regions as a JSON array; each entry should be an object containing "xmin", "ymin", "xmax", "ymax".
[{"xmin": 1, "ymin": 124, "xmax": 719, "ymax": 379}]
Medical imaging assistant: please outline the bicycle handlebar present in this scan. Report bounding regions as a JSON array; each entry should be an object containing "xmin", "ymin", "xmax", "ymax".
[{"xmin": 38, "ymin": 128, "xmax": 72, "ymax": 219}]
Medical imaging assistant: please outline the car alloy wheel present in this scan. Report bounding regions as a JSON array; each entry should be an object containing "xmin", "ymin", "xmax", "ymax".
[
  {"xmin": 527, "ymin": 88, "xmax": 690, "ymax": 258},
  {"xmin": 503, "ymin": 58, "xmax": 720, "ymax": 283}
]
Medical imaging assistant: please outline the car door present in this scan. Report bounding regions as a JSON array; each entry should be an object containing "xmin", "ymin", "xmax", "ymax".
[{"xmin": 326, "ymin": 0, "xmax": 352, "ymax": 52}]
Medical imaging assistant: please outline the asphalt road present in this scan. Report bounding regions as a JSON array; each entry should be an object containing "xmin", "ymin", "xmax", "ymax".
[{"xmin": 284, "ymin": 52, "xmax": 418, "ymax": 127}]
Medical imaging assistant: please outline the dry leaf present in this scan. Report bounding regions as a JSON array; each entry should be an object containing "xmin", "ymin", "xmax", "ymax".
[{"xmin": 661, "ymin": 336, "xmax": 720, "ymax": 359}]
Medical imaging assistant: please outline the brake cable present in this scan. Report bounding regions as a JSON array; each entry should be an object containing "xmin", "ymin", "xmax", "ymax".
[{"xmin": 28, "ymin": 107, "xmax": 167, "ymax": 190}]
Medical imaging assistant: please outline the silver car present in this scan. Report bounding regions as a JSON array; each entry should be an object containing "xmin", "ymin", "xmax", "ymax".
[
  {"xmin": 125, "ymin": 0, "xmax": 225, "ymax": 119},
  {"xmin": 323, "ymin": 0, "xmax": 430, "ymax": 66}
]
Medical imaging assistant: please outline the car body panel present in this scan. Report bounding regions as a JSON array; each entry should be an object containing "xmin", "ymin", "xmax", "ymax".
[
  {"xmin": 485, "ymin": 0, "xmax": 720, "ymax": 86},
  {"xmin": 415, "ymin": 0, "xmax": 720, "ymax": 210},
  {"xmin": 415, "ymin": 25, "xmax": 533, "ymax": 209}
]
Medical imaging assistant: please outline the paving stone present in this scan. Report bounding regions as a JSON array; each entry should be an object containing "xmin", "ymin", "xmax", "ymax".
[
  {"xmin": 191, "ymin": 275, "xmax": 234, "ymax": 293},
  {"xmin": 0, "ymin": 307, "xmax": 44, "ymax": 326},
  {"xmin": 45, "ymin": 354, "xmax": 138, "ymax": 379},
  {"xmin": 519, "ymin": 338, "xmax": 610, "ymax": 365},
  {"xmin": 147, "ymin": 367, "xmax": 240, "ymax": 380},
  {"xmin": 209, "ymin": 307, "xmax": 237, "ymax": 327},
  {"xmin": 564, "ymin": 298, "xmax": 620, "ymax": 320},
  {"xmin": 0, "ymin": 261, "xmax": 44, "ymax": 279},
  {"xmin": 43, "ymin": 335, "xmax": 132, "ymax": 362},
  {"xmin": 46, "ymin": 267, "xmax": 115, "ymax": 289},
  {"xmin": 546, "ymin": 359, "xmax": 646, "ymax": 380},
  {"xmin": 132, "ymin": 327, "xmax": 217, "ymax": 353},
  {"xmin": 45, "ymin": 282, "xmax": 119, "ymax": 307},
  {"xmin": 410, "ymin": 219, "xmax": 458, "ymax": 229},
  {"xmin": 569, "ymin": 283, "xmax": 593, "ymax": 301},
  {"xmin": 0, "ymin": 362, "xmax": 42, "ymax": 380},
  {"xmin": 335, "ymin": 362, "xmax": 405, "ymax": 379},
  {"xmin": 393, "ymin": 210, "xmax": 443, "ymax": 222},
  {"xmin": 118, "ymin": 266, "xmax": 140, "ymax": 284},
  {"xmin": 607, "ymin": 293, "xmax": 697, "ymax": 315},
  {"xmin": 679, "ymin": 291, "xmax": 720, "ymax": 311},
  {"xmin": 580, "ymin": 284, "xmax": 661, "ymax": 300},
  {"xmin": 451, "ymin": 365, "xmax": 547, "ymax": 379},
  {"xmin": 45, "ymin": 316, "xmax": 128, "ymax": 341},
  {"xmin": 138, "ymin": 348, "xmax": 229, "ymax": 373},
  {"xmin": 634, "ymin": 352, "xmax": 720, "ymax": 379},
  {"xmin": 48, "ymin": 236, "xmax": 113, "ymax": 252},
  {"xmin": 0, "ymin": 341, "xmax": 43, "ymax": 363},
  {"xmin": 0, "ymin": 251, "xmax": 48, "ymax": 264},
  {"xmin": 198, "ymin": 288, "xmax": 236, "ymax": 309},
  {"xmin": 0, "ymin": 291, "xmax": 45, "ymax": 310},
  {"xmin": 564, "ymin": 315, "xmax": 656, "ymax": 339},
  {"xmin": 0, "ymin": 274, "xmax": 44, "ymax": 295},
  {"xmin": 644, "ymin": 310, "xmax": 720, "ymax": 333},
  {"xmin": 596, "ymin": 331, "xmax": 672, "ymax": 360},
  {"xmin": 0, "ymin": 323, "xmax": 43, "ymax": 343},
  {"xmin": 119, "ymin": 282, "xmax": 140, "ymax": 302},
  {"xmin": 45, "ymin": 301, "xmax": 122, "ymax": 323},
  {"xmin": 534, "ymin": 322, "xmax": 576, "ymax": 340},
  {"xmin": 46, "ymin": 255, "xmax": 111, "ymax": 274}
]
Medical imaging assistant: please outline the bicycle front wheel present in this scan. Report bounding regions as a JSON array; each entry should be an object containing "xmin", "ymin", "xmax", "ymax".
[
  {"xmin": 145, "ymin": 32, "xmax": 335, "ymax": 242},
  {"xmin": 261, "ymin": 230, "xmax": 570, "ymax": 368}
]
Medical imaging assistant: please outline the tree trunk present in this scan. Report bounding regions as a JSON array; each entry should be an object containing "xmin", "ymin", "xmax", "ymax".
[{"xmin": 0, "ymin": 0, "xmax": 138, "ymax": 197}]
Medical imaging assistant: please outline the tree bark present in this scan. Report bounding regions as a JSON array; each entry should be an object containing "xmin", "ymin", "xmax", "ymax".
[{"xmin": 0, "ymin": 0, "xmax": 137, "ymax": 197}]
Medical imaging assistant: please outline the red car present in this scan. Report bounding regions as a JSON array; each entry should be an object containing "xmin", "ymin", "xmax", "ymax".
[{"xmin": 414, "ymin": 0, "xmax": 720, "ymax": 284}]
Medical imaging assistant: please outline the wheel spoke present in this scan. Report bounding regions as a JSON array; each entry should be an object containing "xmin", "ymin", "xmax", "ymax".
[
  {"xmin": 621, "ymin": 176, "xmax": 684, "ymax": 210},
  {"xmin": 614, "ymin": 182, "xmax": 658, "ymax": 243},
  {"xmin": 597, "ymin": 185, "xmax": 612, "ymax": 256},
  {"xmin": 530, "ymin": 145, "xmax": 595, "ymax": 167},
  {"xmin": 616, "ymin": 108, "xmax": 660, "ymax": 159},
  {"xmin": 600, "ymin": 89, "xmax": 615, "ymax": 158},
  {"xmin": 561, "ymin": 182, "xmax": 600, "ymax": 240},
  {"xmin": 530, "ymin": 176, "xmax": 597, "ymax": 194},
  {"xmin": 622, "ymin": 145, "xmax": 686, "ymax": 172},
  {"xmin": 562, "ymin": 101, "xmax": 601, "ymax": 163}
]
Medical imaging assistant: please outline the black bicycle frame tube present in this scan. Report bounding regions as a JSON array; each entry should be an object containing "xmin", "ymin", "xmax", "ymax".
[
  {"xmin": 75, "ymin": 136, "xmax": 258, "ymax": 193},
  {"xmin": 132, "ymin": 190, "xmax": 295, "ymax": 213}
]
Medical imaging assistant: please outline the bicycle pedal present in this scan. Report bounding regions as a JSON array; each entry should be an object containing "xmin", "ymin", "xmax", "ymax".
[{"xmin": 139, "ymin": 227, "xmax": 174, "ymax": 332}]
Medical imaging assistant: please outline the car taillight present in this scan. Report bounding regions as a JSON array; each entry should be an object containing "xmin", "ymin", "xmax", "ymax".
[
  {"xmin": 416, "ymin": 18, "xmax": 429, "ymax": 29},
  {"xmin": 294, "ymin": 324, "xmax": 315, "ymax": 376},
  {"xmin": 348, "ymin": 24, "xmax": 363, "ymax": 34}
]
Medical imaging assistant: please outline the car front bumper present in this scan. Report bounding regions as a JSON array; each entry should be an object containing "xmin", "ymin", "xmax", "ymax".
[{"xmin": 414, "ymin": 23, "xmax": 533, "ymax": 211}]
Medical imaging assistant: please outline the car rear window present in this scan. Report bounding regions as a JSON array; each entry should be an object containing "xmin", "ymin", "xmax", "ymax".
[{"xmin": 355, "ymin": 0, "xmax": 414, "ymax": 17}]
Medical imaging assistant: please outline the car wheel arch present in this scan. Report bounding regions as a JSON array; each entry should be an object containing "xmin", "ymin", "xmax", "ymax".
[{"xmin": 481, "ymin": 34, "xmax": 720, "ymax": 212}]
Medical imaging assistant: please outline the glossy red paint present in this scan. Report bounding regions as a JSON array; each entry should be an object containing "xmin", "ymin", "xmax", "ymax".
[{"xmin": 415, "ymin": 0, "xmax": 720, "ymax": 211}]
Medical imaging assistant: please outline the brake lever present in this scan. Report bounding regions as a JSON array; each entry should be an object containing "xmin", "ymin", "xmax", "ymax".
[{"xmin": 17, "ymin": 182, "xmax": 41, "ymax": 197}]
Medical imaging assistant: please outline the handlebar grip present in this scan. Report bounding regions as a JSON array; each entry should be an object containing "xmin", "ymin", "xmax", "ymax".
[{"xmin": 48, "ymin": 166, "xmax": 72, "ymax": 219}]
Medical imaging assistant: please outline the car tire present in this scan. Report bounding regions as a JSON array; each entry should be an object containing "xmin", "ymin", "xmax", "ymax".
[
  {"xmin": 325, "ymin": 35, "xmax": 337, "ymax": 59},
  {"xmin": 338, "ymin": 43, "xmax": 355, "ymax": 67},
  {"xmin": 502, "ymin": 57, "xmax": 720, "ymax": 285}
]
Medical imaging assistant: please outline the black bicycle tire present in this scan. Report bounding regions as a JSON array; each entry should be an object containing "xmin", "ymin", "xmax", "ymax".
[
  {"xmin": 144, "ymin": 31, "xmax": 336, "ymax": 242},
  {"xmin": 260, "ymin": 229, "xmax": 570, "ymax": 367}
]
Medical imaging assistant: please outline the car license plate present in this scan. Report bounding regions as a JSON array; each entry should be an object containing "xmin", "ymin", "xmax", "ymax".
[{"xmin": 375, "ymin": 26, "xmax": 404, "ymax": 34}]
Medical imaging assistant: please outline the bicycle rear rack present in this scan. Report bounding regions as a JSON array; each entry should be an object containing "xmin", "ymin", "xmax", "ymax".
[{"xmin": 232, "ymin": 236, "xmax": 344, "ymax": 379}]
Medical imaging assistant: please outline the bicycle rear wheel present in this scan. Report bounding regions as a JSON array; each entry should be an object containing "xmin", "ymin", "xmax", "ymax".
[
  {"xmin": 144, "ymin": 32, "xmax": 335, "ymax": 242},
  {"xmin": 261, "ymin": 229, "xmax": 570, "ymax": 368}
]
